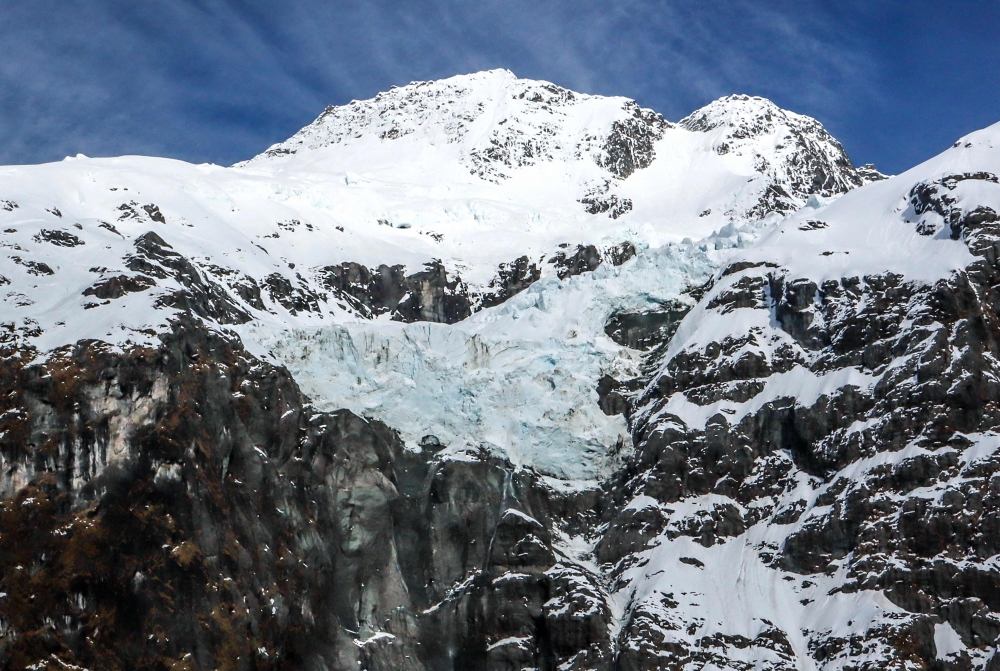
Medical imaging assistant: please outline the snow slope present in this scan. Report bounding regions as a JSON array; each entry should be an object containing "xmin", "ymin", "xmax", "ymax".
[
  {"xmin": 0, "ymin": 70, "xmax": 863, "ymax": 480},
  {"xmin": 719, "ymin": 121, "xmax": 1000, "ymax": 287}
]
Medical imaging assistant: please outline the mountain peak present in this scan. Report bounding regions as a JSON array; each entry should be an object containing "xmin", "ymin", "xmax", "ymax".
[
  {"xmin": 678, "ymin": 93, "xmax": 783, "ymax": 130},
  {"xmin": 233, "ymin": 71, "xmax": 876, "ymax": 232},
  {"xmin": 242, "ymin": 69, "xmax": 669, "ymax": 183},
  {"xmin": 679, "ymin": 93, "xmax": 830, "ymax": 140},
  {"xmin": 679, "ymin": 93, "xmax": 866, "ymax": 201}
]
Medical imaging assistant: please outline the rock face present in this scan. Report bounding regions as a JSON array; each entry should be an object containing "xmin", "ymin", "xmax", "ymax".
[
  {"xmin": 604, "ymin": 299, "xmax": 692, "ymax": 351},
  {"xmin": 125, "ymin": 231, "xmax": 256, "ymax": 324},
  {"xmin": 0, "ymin": 319, "xmax": 611, "ymax": 671},
  {"xmin": 317, "ymin": 249, "xmax": 633, "ymax": 324},
  {"xmin": 596, "ymin": 102, "xmax": 670, "ymax": 181},
  {"xmin": 597, "ymin": 137, "xmax": 1000, "ymax": 670},
  {"xmin": 318, "ymin": 259, "xmax": 473, "ymax": 323}
]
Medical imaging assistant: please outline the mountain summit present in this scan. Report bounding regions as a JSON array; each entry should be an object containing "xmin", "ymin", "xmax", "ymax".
[
  {"xmin": 246, "ymin": 69, "xmax": 670, "ymax": 182},
  {"xmin": 247, "ymin": 70, "xmax": 877, "ymax": 224},
  {"xmin": 0, "ymin": 71, "xmax": 873, "ymax": 354}
]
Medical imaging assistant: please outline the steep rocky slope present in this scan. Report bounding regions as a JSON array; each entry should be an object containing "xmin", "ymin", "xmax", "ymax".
[
  {"xmin": 0, "ymin": 318, "xmax": 612, "ymax": 671},
  {"xmin": 604, "ymin": 123, "xmax": 1000, "ymax": 670}
]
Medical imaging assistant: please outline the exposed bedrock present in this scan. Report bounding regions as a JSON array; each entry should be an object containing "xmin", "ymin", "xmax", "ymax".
[
  {"xmin": 319, "ymin": 242, "xmax": 636, "ymax": 325},
  {"xmin": 597, "ymin": 102, "xmax": 669, "ymax": 181},
  {"xmin": 597, "ymin": 188, "xmax": 1000, "ymax": 669},
  {"xmin": 0, "ymin": 317, "xmax": 611, "ymax": 671},
  {"xmin": 125, "ymin": 231, "xmax": 255, "ymax": 324},
  {"xmin": 80, "ymin": 229, "xmax": 633, "ymax": 332},
  {"xmin": 604, "ymin": 299, "xmax": 692, "ymax": 352}
]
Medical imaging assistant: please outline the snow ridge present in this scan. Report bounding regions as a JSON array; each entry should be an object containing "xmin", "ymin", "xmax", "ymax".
[{"xmin": 244, "ymin": 69, "xmax": 669, "ymax": 183}]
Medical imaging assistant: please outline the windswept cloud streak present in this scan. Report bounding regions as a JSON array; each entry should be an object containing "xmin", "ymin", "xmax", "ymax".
[{"xmin": 0, "ymin": 1, "xmax": 996, "ymax": 172}]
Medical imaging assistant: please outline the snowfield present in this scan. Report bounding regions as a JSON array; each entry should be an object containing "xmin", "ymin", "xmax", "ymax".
[{"xmin": 0, "ymin": 69, "xmax": 847, "ymax": 479}]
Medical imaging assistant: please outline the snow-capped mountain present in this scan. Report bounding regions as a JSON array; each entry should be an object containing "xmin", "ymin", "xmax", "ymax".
[
  {"xmin": 246, "ymin": 69, "xmax": 877, "ymax": 243},
  {"xmin": 0, "ymin": 70, "xmax": 873, "ymax": 352},
  {"xmin": 0, "ymin": 70, "xmax": 871, "ymax": 492},
  {"xmin": 0, "ymin": 70, "xmax": 874, "ymax": 489},
  {"xmin": 7, "ymin": 69, "xmax": 999, "ymax": 671}
]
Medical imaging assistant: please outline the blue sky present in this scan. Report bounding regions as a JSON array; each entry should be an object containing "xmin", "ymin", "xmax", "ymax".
[{"xmin": 1, "ymin": 1, "xmax": 998, "ymax": 174}]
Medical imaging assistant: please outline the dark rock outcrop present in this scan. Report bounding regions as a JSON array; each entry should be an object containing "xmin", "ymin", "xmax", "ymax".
[
  {"xmin": 317, "ymin": 260, "xmax": 409, "ymax": 318},
  {"xmin": 318, "ymin": 259, "xmax": 471, "ymax": 324},
  {"xmin": 319, "ymin": 245, "xmax": 629, "ymax": 325},
  {"xmin": 83, "ymin": 274, "xmax": 156, "ymax": 300},
  {"xmin": 604, "ymin": 300, "xmax": 691, "ymax": 351},
  {"xmin": 606, "ymin": 241, "xmax": 637, "ymax": 267},
  {"xmin": 580, "ymin": 185, "xmax": 634, "ymax": 219},
  {"xmin": 547, "ymin": 245, "xmax": 602, "ymax": 280},
  {"xmin": 479, "ymin": 256, "xmax": 542, "ymax": 310},
  {"xmin": 908, "ymin": 172, "xmax": 999, "ymax": 237},
  {"xmin": 393, "ymin": 261, "xmax": 472, "ymax": 324},
  {"xmin": 263, "ymin": 272, "xmax": 325, "ymax": 316},
  {"xmin": 33, "ymin": 229, "xmax": 85, "ymax": 247},
  {"xmin": 601, "ymin": 189, "xmax": 1000, "ymax": 668},
  {"xmin": 597, "ymin": 102, "xmax": 670, "ymax": 180},
  {"xmin": 0, "ymin": 318, "xmax": 612, "ymax": 670},
  {"xmin": 125, "ymin": 232, "xmax": 253, "ymax": 324},
  {"xmin": 597, "ymin": 374, "xmax": 630, "ymax": 417}
]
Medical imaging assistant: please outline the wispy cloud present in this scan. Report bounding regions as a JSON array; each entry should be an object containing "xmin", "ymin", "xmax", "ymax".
[{"xmin": 0, "ymin": 1, "xmax": 996, "ymax": 172}]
